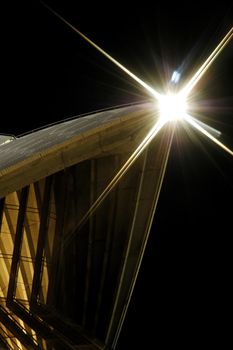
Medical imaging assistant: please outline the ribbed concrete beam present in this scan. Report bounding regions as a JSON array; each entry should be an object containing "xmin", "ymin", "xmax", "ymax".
[{"xmin": 0, "ymin": 103, "xmax": 156, "ymax": 198}]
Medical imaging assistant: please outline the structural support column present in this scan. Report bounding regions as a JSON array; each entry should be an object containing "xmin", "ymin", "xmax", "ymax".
[
  {"xmin": 7, "ymin": 300, "xmax": 77, "ymax": 350},
  {"xmin": 7, "ymin": 186, "xmax": 29, "ymax": 300},
  {"xmin": 31, "ymin": 176, "xmax": 52, "ymax": 304},
  {"xmin": 0, "ymin": 305, "xmax": 38, "ymax": 350},
  {"xmin": 0, "ymin": 197, "xmax": 5, "ymax": 232},
  {"xmin": 0, "ymin": 331, "xmax": 9, "ymax": 349},
  {"xmin": 46, "ymin": 172, "xmax": 66, "ymax": 305}
]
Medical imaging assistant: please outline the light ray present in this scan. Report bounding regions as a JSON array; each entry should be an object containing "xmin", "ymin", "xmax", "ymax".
[
  {"xmin": 64, "ymin": 116, "xmax": 168, "ymax": 245},
  {"xmin": 184, "ymin": 114, "xmax": 233, "ymax": 156},
  {"xmin": 187, "ymin": 115, "xmax": 221, "ymax": 138},
  {"xmin": 41, "ymin": 1, "xmax": 161, "ymax": 100},
  {"xmin": 181, "ymin": 27, "xmax": 233, "ymax": 96}
]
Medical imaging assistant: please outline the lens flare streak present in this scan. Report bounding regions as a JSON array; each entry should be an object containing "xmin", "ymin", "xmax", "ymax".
[
  {"xmin": 181, "ymin": 27, "xmax": 233, "ymax": 96},
  {"xmin": 65, "ymin": 117, "xmax": 167, "ymax": 243},
  {"xmin": 41, "ymin": 1, "xmax": 161, "ymax": 100},
  {"xmin": 184, "ymin": 114, "xmax": 233, "ymax": 156},
  {"xmin": 187, "ymin": 116, "xmax": 221, "ymax": 138}
]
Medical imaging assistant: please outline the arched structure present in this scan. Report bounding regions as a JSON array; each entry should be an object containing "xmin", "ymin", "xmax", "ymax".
[{"xmin": 0, "ymin": 103, "xmax": 172, "ymax": 349}]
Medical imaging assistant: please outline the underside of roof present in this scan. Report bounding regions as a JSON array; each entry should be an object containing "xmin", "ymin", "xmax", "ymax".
[{"xmin": 0, "ymin": 103, "xmax": 172, "ymax": 349}]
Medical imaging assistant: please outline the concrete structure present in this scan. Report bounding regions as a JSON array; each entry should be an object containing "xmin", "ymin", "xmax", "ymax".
[{"xmin": 0, "ymin": 102, "xmax": 172, "ymax": 349}]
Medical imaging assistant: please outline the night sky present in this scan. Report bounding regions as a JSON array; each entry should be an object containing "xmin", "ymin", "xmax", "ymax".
[{"xmin": 1, "ymin": 1, "xmax": 233, "ymax": 348}]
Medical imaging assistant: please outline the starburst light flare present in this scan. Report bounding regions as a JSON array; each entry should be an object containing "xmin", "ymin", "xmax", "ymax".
[
  {"xmin": 41, "ymin": 2, "xmax": 233, "ymax": 158},
  {"xmin": 41, "ymin": 1, "xmax": 233, "ymax": 244}
]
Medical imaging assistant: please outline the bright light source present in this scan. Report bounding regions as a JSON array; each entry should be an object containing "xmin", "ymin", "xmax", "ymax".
[
  {"xmin": 42, "ymin": 4, "xmax": 233, "ymax": 157},
  {"xmin": 159, "ymin": 93, "xmax": 187, "ymax": 123}
]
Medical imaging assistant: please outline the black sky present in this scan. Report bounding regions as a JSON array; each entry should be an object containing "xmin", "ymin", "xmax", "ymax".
[{"xmin": 1, "ymin": 1, "xmax": 233, "ymax": 348}]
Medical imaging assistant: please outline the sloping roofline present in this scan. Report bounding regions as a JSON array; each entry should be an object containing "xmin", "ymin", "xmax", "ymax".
[{"xmin": 0, "ymin": 102, "xmax": 157, "ymax": 198}]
